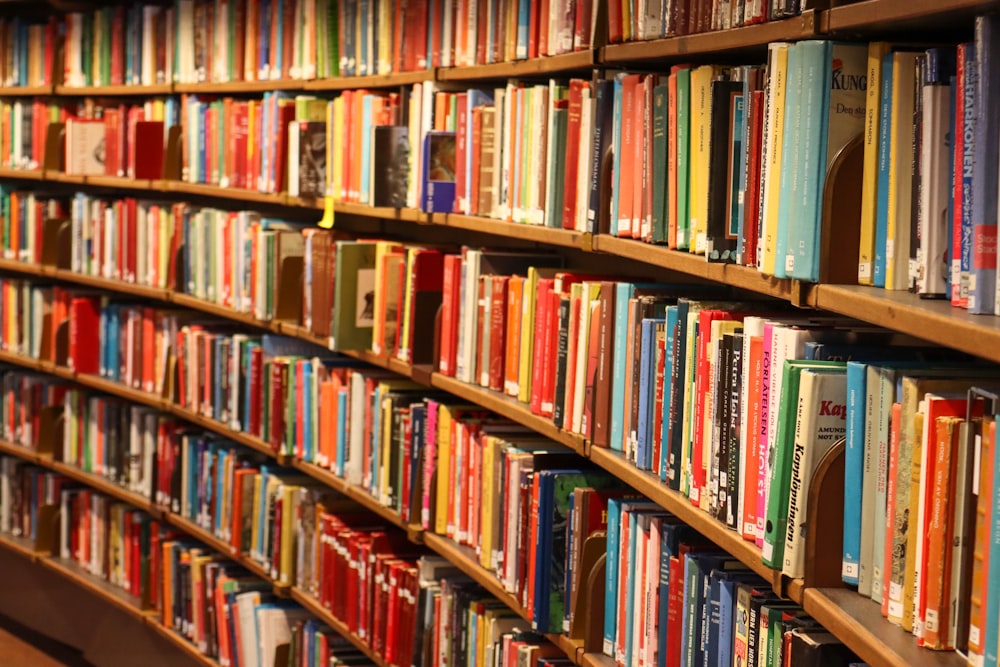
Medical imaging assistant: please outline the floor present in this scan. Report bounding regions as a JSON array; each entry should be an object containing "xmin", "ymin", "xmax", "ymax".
[{"xmin": 0, "ymin": 614, "xmax": 93, "ymax": 667}]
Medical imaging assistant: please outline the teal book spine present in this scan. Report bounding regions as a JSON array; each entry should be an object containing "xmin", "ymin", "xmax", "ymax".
[
  {"xmin": 610, "ymin": 74, "xmax": 625, "ymax": 236},
  {"xmin": 651, "ymin": 83, "xmax": 670, "ymax": 243},
  {"xmin": 609, "ymin": 282, "xmax": 635, "ymax": 452},
  {"xmin": 603, "ymin": 497, "xmax": 625, "ymax": 654},
  {"xmin": 676, "ymin": 68, "xmax": 692, "ymax": 250}
]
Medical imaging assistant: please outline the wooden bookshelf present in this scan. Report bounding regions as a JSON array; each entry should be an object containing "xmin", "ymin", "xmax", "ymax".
[
  {"xmin": 304, "ymin": 69, "xmax": 436, "ymax": 90},
  {"xmin": 54, "ymin": 84, "xmax": 174, "ymax": 96},
  {"xmin": 0, "ymin": 85, "xmax": 53, "ymax": 97},
  {"xmin": 580, "ymin": 653, "xmax": 615, "ymax": 667},
  {"xmin": 434, "ymin": 213, "xmax": 593, "ymax": 251},
  {"xmin": 437, "ymin": 50, "xmax": 596, "ymax": 81},
  {"xmin": 600, "ymin": 11, "xmax": 817, "ymax": 64},
  {"xmin": 174, "ymin": 79, "xmax": 309, "ymax": 94},
  {"xmin": 821, "ymin": 0, "xmax": 997, "ymax": 34},
  {"xmin": 422, "ymin": 532, "xmax": 585, "ymax": 664},
  {"xmin": 0, "ymin": 167, "xmax": 43, "ymax": 180},
  {"xmin": 802, "ymin": 588, "xmax": 967, "ymax": 667},
  {"xmin": 287, "ymin": 588, "xmax": 389, "ymax": 666},
  {"xmin": 0, "ymin": 533, "xmax": 221, "ymax": 667}
]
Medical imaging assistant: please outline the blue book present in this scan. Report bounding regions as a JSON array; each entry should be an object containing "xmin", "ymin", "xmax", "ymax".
[
  {"xmin": 609, "ymin": 282, "xmax": 635, "ymax": 452},
  {"xmin": 563, "ymin": 490, "xmax": 576, "ymax": 631},
  {"xmin": 623, "ymin": 510, "xmax": 641, "ymax": 666},
  {"xmin": 421, "ymin": 131, "xmax": 458, "ymax": 213},
  {"xmin": 360, "ymin": 94, "xmax": 373, "ymax": 202},
  {"xmin": 588, "ymin": 80, "xmax": 615, "ymax": 233},
  {"xmin": 636, "ymin": 318, "xmax": 656, "ymax": 469},
  {"xmin": 409, "ymin": 403, "xmax": 426, "ymax": 512},
  {"xmin": 302, "ymin": 360, "xmax": 313, "ymax": 461},
  {"xmin": 215, "ymin": 448, "xmax": 228, "ymax": 536},
  {"xmin": 946, "ymin": 72, "xmax": 957, "ymax": 298},
  {"xmin": 336, "ymin": 387, "xmax": 349, "ymax": 474},
  {"xmin": 515, "ymin": 0, "xmax": 529, "ymax": 60},
  {"xmin": 773, "ymin": 43, "xmax": 803, "ymax": 279},
  {"xmin": 603, "ymin": 497, "xmax": 656, "ymax": 654},
  {"xmin": 660, "ymin": 306, "xmax": 680, "ymax": 481},
  {"xmin": 873, "ymin": 52, "xmax": 895, "ymax": 288},
  {"xmin": 666, "ymin": 299, "xmax": 692, "ymax": 491},
  {"xmin": 969, "ymin": 16, "xmax": 1000, "ymax": 315}
]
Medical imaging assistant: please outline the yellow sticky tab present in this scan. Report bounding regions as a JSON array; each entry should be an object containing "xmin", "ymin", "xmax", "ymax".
[{"xmin": 317, "ymin": 195, "xmax": 335, "ymax": 229}]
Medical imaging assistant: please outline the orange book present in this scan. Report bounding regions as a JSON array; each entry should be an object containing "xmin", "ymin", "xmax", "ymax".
[
  {"xmin": 526, "ymin": 472, "xmax": 542, "ymax": 618},
  {"xmin": 488, "ymin": 275, "xmax": 509, "ymax": 393},
  {"xmin": 968, "ymin": 417, "xmax": 994, "ymax": 663},
  {"xmin": 883, "ymin": 402, "xmax": 902, "ymax": 619},
  {"xmin": 924, "ymin": 415, "xmax": 963, "ymax": 649},
  {"xmin": 504, "ymin": 276, "xmax": 524, "ymax": 397},
  {"xmin": 320, "ymin": 373, "xmax": 336, "ymax": 469},
  {"xmin": 161, "ymin": 539, "xmax": 176, "ymax": 629}
]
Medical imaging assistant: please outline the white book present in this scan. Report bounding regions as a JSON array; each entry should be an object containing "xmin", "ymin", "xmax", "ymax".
[
  {"xmin": 918, "ymin": 85, "xmax": 951, "ymax": 297},
  {"xmin": 571, "ymin": 289, "xmax": 596, "ymax": 435},
  {"xmin": 576, "ymin": 87, "xmax": 594, "ymax": 232},
  {"xmin": 344, "ymin": 371, "xmax": 366, "ymax": 484},
  {"xmin": 458, "ymin": 250, "xmax": 482, "ymax": 384},
  {"xmin": 492, "ymin": 86, "xmax": 506, "ymax": 217},
  {"xmin": 531, "ymin": 84, "xmax": 549, "ymax": 225},
  {"xmin": 782, "ymin": 369, "xmax": 848, "ymax": 579}
]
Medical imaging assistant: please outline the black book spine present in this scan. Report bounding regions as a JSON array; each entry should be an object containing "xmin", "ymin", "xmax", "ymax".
[
  {"xmin": 726, "ymin": 332, "xmax": 744, "ymax": 529},
  {"xmin": 552, "ymin": 295, "xmax": 571, "ymax": 429}
]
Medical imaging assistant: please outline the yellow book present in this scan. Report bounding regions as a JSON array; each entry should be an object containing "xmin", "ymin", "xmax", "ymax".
[
  {"xmin": 247, "ymin": 100, "xmax": 258, "ymax": 189},
  {"xmin": 399, "ymin": 247, "xmax": 418, "ymax": 362},
  {"xmin": 857, "ymin": 42, "xmax": 891, "ymax": 285},
  {"xmin": 621, "ymin": 0, "xmax": 632, "ymax": 41},
  {"xmin": 434, "ymin": 405, "xmax": 454, "ymax": 535},
  {"xmin": 371, "ymin": 240, "xmax": 403, "ymax": 355},
  {"xmin": 688, "ymin": 65, "xmax": 720, "ymax": 255},
  {"xmin": 380, "ymin": 394, "xmax": 394, "ymax": 504},
  {"xmin": 279, "ymin": 485, "xmax": 298, "ymax": 585},
  {"xmin": 760, "ymin": 43, "xmax": 790, "ymax": 275},
  {"xmin": 884, "ymin": 51, "xmax": 920, "ymax": 291}
]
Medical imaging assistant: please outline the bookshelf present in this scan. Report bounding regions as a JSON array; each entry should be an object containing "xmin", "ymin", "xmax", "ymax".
[{"xmin": 0, "ymin": 1, "xmax": 996, "ymax": 666}]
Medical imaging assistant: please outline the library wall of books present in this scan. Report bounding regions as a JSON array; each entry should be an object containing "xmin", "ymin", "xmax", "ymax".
[{"xmin": 0, "ymin": 0, "xmax": 999, "ymax": 666}]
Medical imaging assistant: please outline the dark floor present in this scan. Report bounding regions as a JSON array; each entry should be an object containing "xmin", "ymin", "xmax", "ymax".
[{"xmin": 0, "ymin": 614, "xmax": 94, "ymax": 667}]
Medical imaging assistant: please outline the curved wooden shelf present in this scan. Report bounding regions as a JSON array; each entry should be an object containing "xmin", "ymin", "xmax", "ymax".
[
  {"xmin": 434, "ymin": 213, "xmax": 593, "ymax": 251},
  {"xmin": 429, "ymin": 373, "xmax": 587, "ymax": 454},
  {"xmin": 600, "ymin": 12, "xmax": 817, "ymax": 64},
  {"xmin": 588, "ymin": 446, "xmax": 784, "ymax": 592},
  {"xmin": 814, "ymin": 284, "xmax": 1000, "ymax": 365},
  {"xmin": 54, "ymin": 84, "xmax": 173, "ymax": 96},
  {"xmin": 821, "ymin": 0, "xmax": 998, "ymax": 34},
  {"xmin": 0, "ymin": 85, "xmax": 54, "ymax": 97},
  {"xmin": 591, "ymin": 235, "xmax": 816, "ymax": 304},
  {"xmin": 422, "ymin": 532, "xmax": 584, "ymax": 664},
  {"xmin": 0, "ymin": 168, "xmax": 44, "ymax": 181},
  {"xmin": 802, "ymin": 588, "xmax": 966, "ymax": 667},
  {"xmin": 174, "ymin": 79, "xmax": 308, "ymax": 94},
  {"xmin": 437, "ymin": 50, "xmax": 596, "ymax": 81},
  {"xmin": 303, "ymin": 69, "xmax": 435, "ymax": 91},
  {"xmin": 287, "ymin": 588, "xmax": 388, "ymax": 666}
]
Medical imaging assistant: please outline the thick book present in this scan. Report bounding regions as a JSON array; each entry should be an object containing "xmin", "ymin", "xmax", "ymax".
[
  {"xmin": 331, "ymin": 241, "xmax": 377, "ymax": 351},
  {"xmin": 421, "ymin": 131, "xmax": 457, "ymax": 213}
]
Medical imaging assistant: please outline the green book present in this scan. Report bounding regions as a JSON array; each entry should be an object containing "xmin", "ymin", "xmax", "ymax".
[
  {"xmin": 651, "ymin": 83, "xmax": 670, "ymax": 243},
  {"xmin": 332, "ymin": 241, "xmax": 377, "ymax": 350},
  {"xmin": 546, "ymin": 107, "xmax": 568, "ymax": 228},
  {"xmin": 676, "ymin": 67, "xmax": 691, "ymax": 250},
  {"xmin": 761, "ymin": 359, "xmax": 845, "ymax": 568}
]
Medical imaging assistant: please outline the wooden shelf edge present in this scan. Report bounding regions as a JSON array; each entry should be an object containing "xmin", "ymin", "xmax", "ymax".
[
  {"xmin": 822, "ymin": 0, "xmax": 997, "ymax": 33},
  {"xmin": 437, "ymin": 50, "xmax": 596, "ymax": 81},
  {"xmin": 174, "ymin": 79, "xmax": 307, "ymax": 94},
  {"xmin": 600, "ymin": 12, "xmax": 816, "ymax": 64},
  {"xmin": 0, "ymin": 85, "xmax": 53, "ymax": 96},
  {"xmin": 0, "ymin": 168, "xmax": 44, "ymax": 181},
  {"xmin": 802, "ymin": 588, "xmax": 967, "ymax": 667},
  {"xmin": 429, "ymin": 374, "xmax": 587, "ymax": 454},
  {"xmin": 287, "ymin": 588, "xmax": 388, "ymax": 666},
  {"xmin": 54, "ymin": 84, "xmax": 173, "ymax": 96},
  {"xmin": 587, "ymin": 446, "xmax": 781, "ymax": 586},
  {"xmin": 441, "ymin": 213, "xmax": 591, "ymax": 250},
  {"xmin": 303, "ymin": 69, "xmax": 435, "ymax": 91},
  {"xmin": 580, "ymin": 652, "xmax": 616, "ymax": 667}
]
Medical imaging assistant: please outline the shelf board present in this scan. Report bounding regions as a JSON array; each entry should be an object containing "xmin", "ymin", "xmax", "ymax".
[
  {"xmin": 174, "ymin": 79, "xmax": 307, "ymax": 94},
  {"xmin": 814, "ymin": 284, "xmax": 1000, "ymax": 364},
  {"xmin": 325, "ymin": 199, "xmax": 428, "ymax": 223},
  {"xmin": 83, "ymin": 175, "xmax": 154, "ymax": 191},
  {"xmin": 143, "ymin": 623, "xmax": 220, "ymax": 667},
  {"xmin": 165, "ymin": 181, "xmax": 290, "ymax": 207},
  {"xmin": 438, "ymin": 50, "xmax": 596, "ymax": 81},
  {"xmin": 0, "ymin": 168, "xmax": 44, "ymax": 181},
  {"xmin": 290, "ymin": 460, "xmax": 416, "ymax": 532},
  {"xmin": 288, "ymin": 588, "xmax": 388, "ymax": 666},
  {"xmin": 304, "ymin": 69, "xmax": 435, "ymax": 90},
  {"xmin": 43, "ymin": 171, "xmax": 87, "ymax": 185},
  {"xmin": 591, "ymin": 235, "xmax": 816, "ymax": 303},
  {"xmin": 600, "ymin": 12, "xmax": 817, "ymax": 64},
  {"xmin": 821, "ymin": 0, "xmax": 996, "ymax": 34},
  {"xmin": 580, "ymin": 653, "xmax": 615, "ymax": 667},
  {"xmin": 437, "ymin": 213, "xmax": 593, "ymax": 251},
  {"xmin": 588, "ymin": 446, "xmax": 783, "ymax": 588},
  {"xmin": 430, "ymin": 374, "xmax": 587, "ymax": 454},
  {"xmin": 0, "ymin": 532, "xmax": 43, "ymax": 560},
  {"xmin": 0, "ymin": 85, "xmax": 53, "ymax": 96},
  {"xmin": 43, "ymin": 554, "xmax": 150, "ymax": 618},
  {"xmin": 54, "ymin": 84, "xmax": 173, "ymax": 96},
  {"xmin": 802, "ymin": 588, "xmax": 966, "ymax": 667}
]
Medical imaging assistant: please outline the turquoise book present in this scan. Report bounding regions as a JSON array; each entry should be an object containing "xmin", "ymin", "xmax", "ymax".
[
  {"xmin": 872, "ymin": 52, "xmax": 895, "ymax": 288},
  {"xmin": 609, "ymin": 282, "xmax": 635, "ymax": 452},
  {"xmin": 786, "ymin": 41, "xmax": 868, "ymax": 282}
]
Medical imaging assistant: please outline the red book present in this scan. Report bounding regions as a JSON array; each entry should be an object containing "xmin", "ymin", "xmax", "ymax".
[
  {"xmin": 563, "ymin": 290, "xmax": 581, "ymax": 427},
  {"xmin": 132, "ymin": 120, "xmax": 165, "ymax": 180},
  {"xmin": 650, "ymin": 318, "xmax": 666, "ymax": 465},
  {"xmin": 248, "ymin": 344, "xmax": 263, "ymax": 437},
  {"xmin": 528, "ymin": 0, "xmax": 541, "ymax": 59},
  {"xmin": 575, "ymin": 0, "xmax": 594, "ymax": 50},
  {"xmin": 68, "ymin": 296, "xmax": 100, "ymax": 375},
  {"xmin": 539, "ymin": 287, "xmax": 562, "ymax": 418},
  {"xmin": 742, "ymin": 90, "xmax": 765, "ymax": 266},
  {"xmin": 691, "ymin": 310, "xmax": 737, "ymax": 505},
  {"xmin": 488, "ymin": 275, "xmax": 509, "ymax": 392},
  {"xmin": 530, "ymin": 278, "xmax": 554, "ymax": 414},
  {"xmin": 126, "ymin": 198, "xmax": 138, "ymax": 284},
  {"xmin": 475, "ymin": 277, "xmax": 489, "ymax": 387},
  {"xmin": 470, "ymin": 107, "xmax": 484, "ymax": 215},
  {"xmin": 439, "ymin": 254, "xmax": 462, "ymax": 376},
  {"xmin": 562, "ymin": 80, "xmax": 586, "ymax": 229},
  {"xmin": 608, "ymin": 0, "xmax": 623, "ymax": 43}
]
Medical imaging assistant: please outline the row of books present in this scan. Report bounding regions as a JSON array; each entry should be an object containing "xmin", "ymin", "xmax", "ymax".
[
  {"xmin": 602, "ymin": 503, "xmax": 864, "ymax": 667},
  {"xmin": 0, "ymin": 18, "xmax": 56, "ymax": 88},
  {"xmin": 608, "ymin": 0, "xmax": 804, "ymax": 43},
  {"xmin": 0, "ymin": 457, "xmax": 348, "ymax": 667},
  {"xmin": 53, "ymin": 0, "xmax": 601, "ymax": 89},
  {"xmin": 0, "ymin": 99, "xmax": 59, "ymax": 171},
  {"xmin": 854, "ymin": 23, "xmax": 1000, "ymax": 317}
]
